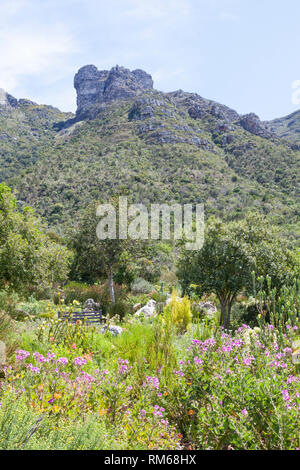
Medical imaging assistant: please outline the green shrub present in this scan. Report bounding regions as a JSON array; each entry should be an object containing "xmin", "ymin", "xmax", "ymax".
[
  {"xmin": 0, "ymin": 289, "xmax": 20, "ymax": 318},
  {"xmin": 124, "ymin": 293, "xmax": 151, "ymax": 313},
  {"xmin": 0, "ymin": 394, "xmax": 115, "ymax": 450},
  {"xmin": 107, "ymin": 300, "xmax": 128, "ymax": 320},
  {"xmin": 163, "ymin": 292, "xmax": 192, "ymax": 333},
  {"xmin": 56, "ymin": 282, "xmax": 110, "ymax": 311},
  {"xmin": 131, "ymin": 277, "xmax": 154, "ymax": 294}
]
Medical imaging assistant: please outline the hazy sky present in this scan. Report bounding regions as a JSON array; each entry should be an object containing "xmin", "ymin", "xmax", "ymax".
[{"xmin": 1, "ymin": 0, "xmax": 300, "ymax": 120}]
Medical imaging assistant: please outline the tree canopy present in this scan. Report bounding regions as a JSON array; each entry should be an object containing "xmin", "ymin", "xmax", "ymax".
[
  {"xmin": 0, "ymin": 183, "xmax": 71, "ymax": 294},
  {"xmin": 177, "ymin": 214, "xmax": 296, "ymax": 329}
]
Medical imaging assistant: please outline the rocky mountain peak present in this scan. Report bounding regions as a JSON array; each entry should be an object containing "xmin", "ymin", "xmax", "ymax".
[
  {"xmin": 74, "ymin": 64, "xmax": 153, "ymax": 118},
  {"xmin": 0, "ymin": 88, "xmax": 18, "ymax": 108}
]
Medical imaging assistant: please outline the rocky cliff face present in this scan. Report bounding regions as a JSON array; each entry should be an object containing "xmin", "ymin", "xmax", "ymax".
[
  {"xmin": 238, "ymin": 113, "xmax": 273, "ymax": 138},
  {"xmin": 0, "ymin": 88, "xmax": 18, "ymax": 109},
  {"xmin": 74, "ymin": 64, "xmax": 153, "ymax": 118},
  {"xmin": 73, "ymin": 64, "xmax": 277, "ymax": 142}
]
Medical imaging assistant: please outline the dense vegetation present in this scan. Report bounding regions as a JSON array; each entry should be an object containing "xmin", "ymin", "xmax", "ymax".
[
  {"xmin": 0, "ymin": 281, "xmax": 299, "ymax": 450},
  {"xmin": 0, "ymin": 92, "xmax": 299, "ymax": 241},
  {"xmin": 0, "ymin": 185, "xmax": 299, "ymax": 450},
  {"xmin": 0, "ymin": 84, "xmax": 299, "ymax": 450}
]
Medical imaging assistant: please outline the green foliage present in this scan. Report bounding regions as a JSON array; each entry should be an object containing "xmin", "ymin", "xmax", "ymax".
[
  {"xmin": 1, "ymin": 300, "xmax": 298, "ymax": 450},
  {"xmin": 1, "ymin": 93, "xmax": 297, "ymax": 243},
  {"xmin": 0, "ymin": 288, "xmax": 20, "ymax": 318},
  {"xmin": 177, "ymin": 214, "xmax": 296, "ymax": 328},
  {"xmin": 0, "ymin": 183, "xmax": 71, "ymax": 295},
  {"xmin": 163, "ymin": 292, "xmax": 192, "ymax": 333},
  {"xmin": 58, "ymin": 281, "xmax": 111, "ymax": 309},
  {"xmin": 131, "ymin": 277, "xmax": 154, "ymax": 294},
  {"xmin": 0, "ymin": 394, "xmax": 115, "ymax": 450}
]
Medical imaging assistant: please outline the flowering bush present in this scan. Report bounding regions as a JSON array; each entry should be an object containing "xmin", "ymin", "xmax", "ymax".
[
  {"xmin": 0, "ymin": 343, "xmax": 181, "ymax": 450},
  {"xmin": 0, "ymin": 305, "xmax": 299, "ymax": 450},
  {"xmin": 158, "ymin": 325, "xmax": 300, "ymax": 449}
]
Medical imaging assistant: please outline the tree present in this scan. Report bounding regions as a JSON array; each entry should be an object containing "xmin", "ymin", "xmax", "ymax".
[
  {"xmin": 177, "ymin": 218, "xmax": 254, "ymax": 329},
  {"xmin": 70, "ymin": 198, "xmax": 151, "ymax": 302},
  {"xmin": 177, "ymin": 214, "xmax": 294, "ymax": 329},
  {"xmin": 0, "ymin": 183, "xmax": 71, "ymax": 294}
]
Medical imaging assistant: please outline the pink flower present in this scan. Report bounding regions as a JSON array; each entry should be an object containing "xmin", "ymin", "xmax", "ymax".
[
  {"xmin": 26, "ymin": 363, "xmax": 40, "ymax": 374},
  {"xmin": 282, "ymin": 390, "xmax": 290, "ymax": 402},
  {"xmin": 222, "ymin": 344, "xmax": 232, "ymax": 353},
  {"xmin": 242, "ymin": 355, "xmax": 254, "ymax": 366},
  {"xmin": 15, "ymin": 350, "xmax": 30, "ymax": 361},
  {"xmin": 58, "ymin": 357, "xmax": 68, "ymax": 366},
  {"xmin": 73, "ymin": 357, "xmax": 87, "ymax": 367},
  {"xmin": 144, "ymin": 376, "xmax": 160, "ymax": 389},
  {"xmin": 194, "ymin": 356, "xmax": 203, "ymax": 365},
  {"xmin": 241, "ymin": 408, "xmax": 248, "ymax": 416}
]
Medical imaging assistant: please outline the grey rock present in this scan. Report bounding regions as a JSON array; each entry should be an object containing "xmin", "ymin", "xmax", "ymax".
[
  {"xmin": 0, "ymin": 88, "xmax": 18, "ymax": 108},
  {"xmin": 74, "ymin": 64, "xmax": 153, "ymax": 118},
  {"xmin": 137, "ymin": 120, "xmax": 214, "ymax": 150},
  {"xmin": 220, "ymin": 134, "xmax": 235, "ymax": 146},
  {"xmin": 135, "ymin": 299, "xmax": 157, "ymax": 318},
  {"xmin": 188, "ymin": 104, "xmax": 208, "ymax": 119},
  {"xmin": 170, "ymin": 91, "xmax": 239, "ymax": 123},
  {"xmin": 238, "ymin": 113, "xmax": 273, "ymax": 139},
  {"xmin": 198, "ymin": 301, "xmax": 217, "ymax": 317},
  {"xmin": 83, "ymin": 298, "xmax": 100, "ymax": 311},
  {"xmin": 210, "ymin": 103, "xmax": 239, "ymax": 122},
  {"xmin": 214, "ymin": 122, "xmax": 234, "ymax": 134},
  {"xmin": 101, "ymin": 325, "xmax": 123, "ymax": 336},
  {"xmin": 128, "ymin": 96, "xmax": 170, "ymax": 121}
]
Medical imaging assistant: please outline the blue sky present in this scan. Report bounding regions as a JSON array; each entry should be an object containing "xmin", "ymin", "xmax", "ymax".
[{"xmin": 1, "ymin": 0, "xmax": 300, "ymax": 120}]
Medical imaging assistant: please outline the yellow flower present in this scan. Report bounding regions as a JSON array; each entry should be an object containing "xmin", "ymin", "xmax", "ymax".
[
  {"xmin": 98, "ymin": 409, "xmax": 106, "ymax": 416},
  {"xmin": 54, "ymin": 393, "xmax": 61, "ymax": 399}
]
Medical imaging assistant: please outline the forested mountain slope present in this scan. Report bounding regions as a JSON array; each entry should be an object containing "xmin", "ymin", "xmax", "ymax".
[{"xmin": 0, "ymin": 66, "xmax": 298, "ymax": 239}]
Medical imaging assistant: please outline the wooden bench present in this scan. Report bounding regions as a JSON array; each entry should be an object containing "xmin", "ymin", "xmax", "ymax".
[{"xmin": 58, "ymin": 310, "xmax": 104, "ymax": 325}]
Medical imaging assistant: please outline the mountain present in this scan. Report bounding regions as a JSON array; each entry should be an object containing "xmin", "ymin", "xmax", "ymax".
[
  {"xmin": 266, "ymin": 110, "xmax": 300, "ymax": 146},
  {"xmin": 0, "ymin": 66, "xmax": 299, "ymax": 240},
  {"xmin": 0, "ymin": 88, "xmax": 72, "ymax": 181}
]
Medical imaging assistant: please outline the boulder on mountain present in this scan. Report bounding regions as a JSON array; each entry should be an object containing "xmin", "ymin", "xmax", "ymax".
[{"xmin": 238, "ymin": 113, "xmax": 273, "ymax": 138}]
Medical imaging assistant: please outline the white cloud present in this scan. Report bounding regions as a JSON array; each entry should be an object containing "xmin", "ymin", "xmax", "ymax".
[
  {"xmin": 0, "ymin": 1, "xmax": 77, "ymax": 97},
  {"xmin": 0, "ymin": 29, "xmax": 75, "ymax": 90}
]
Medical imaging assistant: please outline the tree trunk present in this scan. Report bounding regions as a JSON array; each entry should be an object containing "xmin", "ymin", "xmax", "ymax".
[
  {"xmin": 219, "ymin": 299, "xmax": 226, "ymax": 328},
  {"xmin": 109, "ymin": 268, "xmax": 115, "ymax": 303},
  {"xmin": 226, "ymin": 301, "xmax": 232, "ymax": 330},
  {"xmin": 219, "ymin": 297, "xmax": 232, "ymax": 330}
]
